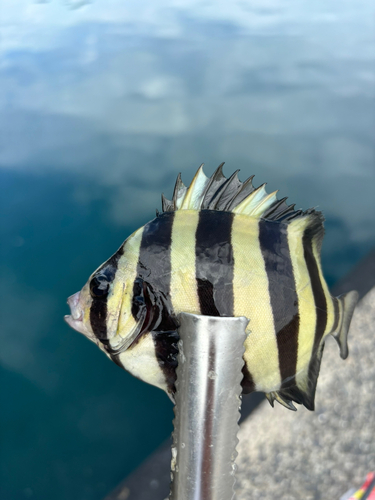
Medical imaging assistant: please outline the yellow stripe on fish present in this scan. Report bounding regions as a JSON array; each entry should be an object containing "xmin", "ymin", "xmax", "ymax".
[
  {"xmin": 231, "ymin": 214, "xmax": 281, "ymax": 393},
  {"xmin": 170, "ymin": 210, "xmax": 201, "ymax": 315}
]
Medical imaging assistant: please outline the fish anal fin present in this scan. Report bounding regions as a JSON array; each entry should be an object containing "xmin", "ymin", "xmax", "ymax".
[
  {"xmin": 266, "ymin": 391, "xmax": 297, "ymax": 411},
  {"xmin": 280, "ymin": 343, "xmax": 325, "ymax": 412},
  {"xmin": 265, "ymin": 392, "xmax": 275, "ymax": 408}
]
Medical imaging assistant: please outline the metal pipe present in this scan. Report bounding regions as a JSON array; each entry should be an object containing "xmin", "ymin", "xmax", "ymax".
[{"xmin": 170, "ymin": 313, "xmax": 248, "ymax": 500}]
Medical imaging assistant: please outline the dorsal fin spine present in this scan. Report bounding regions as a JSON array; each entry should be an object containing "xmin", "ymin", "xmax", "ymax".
[
  {"xmin": 227, "ymin": 175, "xmax": 255, "ymax": 211},
  {"xmin": 173, "ymin": 173, "xmax": 188, "ymax": 210},
  {"xmin": 207, "ymin": 169, "xmax": 241, "ymax": 210},
  {"xmin": 161, "ymin": 193, "xmax": 173, "ymax": 212},
  {"xmin": 262, "ymin": 196, "xmax": 288, "ymax": 219},
  {"xmin": 163, "ymin": 163, "xmax": 320, "ymax": 224},
  {"xmin": 232, "ymin": 183, "xmax": 267, "ymax": 215},
  {"xmin": 248, "ymin": 190, "xmax": 279, "ymax": 217},
  {"xmin": 180, "ymin": 164, "xmax": 209, "ymax": 210}
]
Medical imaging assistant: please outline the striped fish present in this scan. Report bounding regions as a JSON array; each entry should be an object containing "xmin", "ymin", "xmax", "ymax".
[{"xmin": 65, "ymin": 164, "xmax": 358, "ymax": 411}]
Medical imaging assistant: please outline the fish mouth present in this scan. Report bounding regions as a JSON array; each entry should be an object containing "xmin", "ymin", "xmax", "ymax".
[
  {"xmin": 65, "ymin": 291, "xmax": 87, "ymax": 335},
  {"xmin": 67, "ymin": 292, "xmax": 82, "ymax": 319},
  {"xmin": 64, "ymin": 314, "xmax": 87, "ymax": 334}
]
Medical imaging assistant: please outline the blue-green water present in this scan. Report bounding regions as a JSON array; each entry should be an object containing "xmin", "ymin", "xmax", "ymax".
[{"xmin": 1, "ymin": 1, "xmax": 374, "ymax": 499}]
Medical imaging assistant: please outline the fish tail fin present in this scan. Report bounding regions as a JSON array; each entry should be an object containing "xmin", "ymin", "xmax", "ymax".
[{"xmin": 331, "ymin": 290, "xmax": 359, "ymax": 359}]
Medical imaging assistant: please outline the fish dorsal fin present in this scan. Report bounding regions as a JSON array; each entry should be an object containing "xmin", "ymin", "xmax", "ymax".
[
  {"xmin": 180, "ymin": 164, "xmax": 209, "ymax": 210},
  {"xmin": 161, "ymin": 164, "xmax": 320, "ymax": 223}
]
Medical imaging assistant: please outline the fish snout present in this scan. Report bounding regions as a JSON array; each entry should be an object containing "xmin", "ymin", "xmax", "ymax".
[{"xmin": 67, "ymin": 292, "xmax": 82, "ymax": 320}]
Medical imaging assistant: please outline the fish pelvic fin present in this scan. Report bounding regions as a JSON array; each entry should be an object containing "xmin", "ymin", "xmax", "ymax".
[
  {"xmin": 331, "ymin": 290, "xmax": 359, "ymax": 359},
  {"xmin": 161, "ymin": 164, "xmax": 323, "ymax": 222}
]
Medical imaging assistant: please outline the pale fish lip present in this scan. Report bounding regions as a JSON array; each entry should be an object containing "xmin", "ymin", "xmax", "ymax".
[
  {"xmin": 64, "ymin": 314, "xmax": 87, "ymax": 335},
  {"xmin": 65, "ymin": 291, "xmax": 87, "ymax": 335},
  {"xmin": 67, "ymin": 292, "xmax": 82, "ymax": 320}
]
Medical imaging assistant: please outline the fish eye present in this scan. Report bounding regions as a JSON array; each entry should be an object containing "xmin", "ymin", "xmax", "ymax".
[{"xmin": 90, "ymin": 275, "xmax": 110, "ymax": 298}]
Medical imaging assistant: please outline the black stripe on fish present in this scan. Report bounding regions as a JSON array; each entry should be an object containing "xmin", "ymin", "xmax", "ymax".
[
  {"xmin": 258, "ymin": 220, "xmax": 299, "ymax": 388},
  {"xmin": 196, "ymin": 278, "xmax": 220, "ymax": 316},
  {"xmin": 131, "ymin": 211, "xmax": 175, "ymax": 332},
  {"xmin": 279, "ymin": 343, "xmax": 325, "ymax": 410},
  {"xmin": 133, "ymin": 212, "xmax": 175, "ymax": 295},
  {"xmin": 241, "ymin": 363, "xmax": 256, "ymax": 394},
  {"xmin": 303, "ymin": 222, "xmax": 327, "ymax": 348},
  {"xmin": 89, "ymin": 246, "xmax": 124, "ymax": 339},
  {"xmin": 331, "ymin": 297, "xmax": 340, "ymax": 333},
  {"xmin": 152, "ymin": 329, "xmax": 180, "ymax": 394},
  {"xmin": 195, "ymin": 210, "xmax": 234, "ymax": 316},
  {"xmin": 132, "ymin": 212, "xmax": 174, "ymax": 335},
  {"xmin": 131, "ymin": 212, "xmax": 180, "ymax": 390}
]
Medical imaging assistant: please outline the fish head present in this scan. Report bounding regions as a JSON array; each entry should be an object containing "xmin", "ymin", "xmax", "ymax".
[
  {"xmin": 65, "ymin": 235, "xmax": 178, "ymax": 394},
  {"xmin": 64, "ymin": 248, "xmax": 131, "ymax": 352},
  {"xmin": 64, "ymin": 228, "xmax": 172, "ymax": 360}
]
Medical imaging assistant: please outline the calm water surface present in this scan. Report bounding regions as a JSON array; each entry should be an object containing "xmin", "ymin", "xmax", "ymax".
[{"xmin": 1, "ymin": 1, "xmax": 374, "ymax": 499}]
